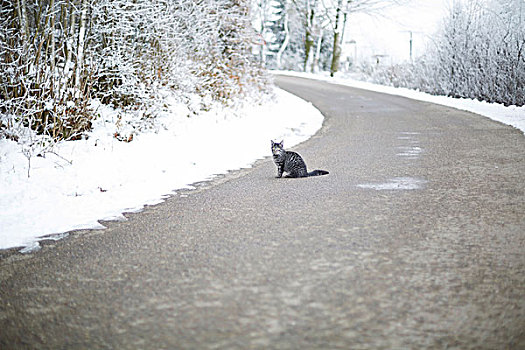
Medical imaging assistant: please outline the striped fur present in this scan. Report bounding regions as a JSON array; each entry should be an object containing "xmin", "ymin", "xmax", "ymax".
[{"xmin": 271, "ymin": 140, "xmax": 329, "ymax": 178}]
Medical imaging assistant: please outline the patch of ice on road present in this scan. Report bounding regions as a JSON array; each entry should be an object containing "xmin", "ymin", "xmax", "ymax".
[
  {"xmin": 357, "ymin": 177, "xmax": 427, "ymax": 191},
  {"xmin": 396, "ymin": 132, "xmax": 423, "ymax": 159},
  {"xmin": 396, "ymin": 146, "xmax": 423, "ymax": 158}
]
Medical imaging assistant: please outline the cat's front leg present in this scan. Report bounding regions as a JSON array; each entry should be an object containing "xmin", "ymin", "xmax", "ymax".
[{"xmin": 276, "ymin": 164, "xmax": 283, "ymax": 178}]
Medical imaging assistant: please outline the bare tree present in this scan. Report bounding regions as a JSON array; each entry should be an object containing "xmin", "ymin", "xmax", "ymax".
[
  {"xmin": 329, "ymin": 0, "xmax": 344, "ymax": 76},
  {"xmin": 302, "ymin": 0, "xmax": 318, "ymax": 71},
  {"xmin": 74, "ymin": 0, "xmax": 88, "ymax": 95},
  {"xmin": 328, "ymin": 0, "xmax": 407, "ymax": 76},
  {"xmin": 258, "ymin": 0, "xmax": 407, "ymax": 73},
  {"xmin": 276, "ymin": 11, "xmax": 290, "ymax": 68}
]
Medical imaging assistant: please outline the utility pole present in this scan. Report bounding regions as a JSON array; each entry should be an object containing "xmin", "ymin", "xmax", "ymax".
[
  {"xmin": 402, "ymin": 30, "xmax": 420, "ymax": 62},
  {"xmin": 408, "ymin": 31, "xmax": 413, "ymax": 62}
]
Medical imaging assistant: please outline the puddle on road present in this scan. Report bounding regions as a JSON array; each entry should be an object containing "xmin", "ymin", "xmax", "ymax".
[
  {"xmin": 397, "ymin": 132, "xmax": 423, "ymax": 159},
  {"xmin": 399, "ymin": 132, "xmax": 421, "ymax": 136},
  {"xmin": 357, "ymin": 177, "xmax": 427, "ymax": 191},
  {"xmin": 356, "ymin": 132, "xmax": 428, "ymax": 191},
  {"xmin": 396, "ymin": 146, "xmax": 423, "ymax": 158}
]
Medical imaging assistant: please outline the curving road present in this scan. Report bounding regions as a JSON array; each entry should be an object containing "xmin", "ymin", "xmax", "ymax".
[{"xmin": 1, "ymin": 76, "xmax": 524, "ymax": 349}]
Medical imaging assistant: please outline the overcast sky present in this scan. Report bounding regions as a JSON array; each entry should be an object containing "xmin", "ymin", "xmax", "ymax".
[{"xmin": 343, "ymin": 0, "xmax": 451, "ymax": 64}]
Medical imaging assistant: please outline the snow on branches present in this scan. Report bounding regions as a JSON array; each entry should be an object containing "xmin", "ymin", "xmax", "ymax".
[
  {"xmin": 0, "ymin": 0, "xmax": 93, "ymax": 143},
  {"xmin": 347, "ymin": 0, "xmax": 525, "ymax": 107},
  {"xmin": 1, "ymin": 0, "xmax": 268, "ymax": 146},
  {"xmin": 430, "ymin": 0, "xmax": 525, "ymax": 106}
]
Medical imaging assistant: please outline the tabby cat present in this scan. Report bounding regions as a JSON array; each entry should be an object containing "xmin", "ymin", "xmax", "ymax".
[{"xmin": 271, "ymin": 140, "xmax": 329, "ymax": 178}]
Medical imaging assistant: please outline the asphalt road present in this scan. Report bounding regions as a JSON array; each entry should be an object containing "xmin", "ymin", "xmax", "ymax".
[{"xmin": 1, "ymin": 76, "xmax": 524, "ymax": 349}]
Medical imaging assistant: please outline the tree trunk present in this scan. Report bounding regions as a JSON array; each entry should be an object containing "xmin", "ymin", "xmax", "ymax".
[
  {"xmin": 16, "ymin": 0, "xmax": 29, "ymax": 39},
  {"xmin": 50, "ymin": 0, "xmax": 56, "ymax": 94},
  {"xmin": 303, "ymin": 0, "xmax": 316, "ymax": 72},
  {"xmin": 258, "ymin": 0, "xmax": 267, "ymax": 65},
  {"xmin": 63, "ymin": 0, "xmax": 76, "ymax": 93},
  {"xmin": 276, "ymin": 12, "xmax": 289, "ymax": 69},
  {"xmin": 304, "ymin": 33, "xmax": 314, "ymax": 71},
  {"xmin": 75, "ymin": 0, "xmax": 88, "ymax": 95},
  {"xmin": 16, "ymin": 0, "xmax": 29, "ymax": 76},
  {"xmin": 312, "ymin": 29, "xmax": 323, "ymax": 73},
  {"xmin": 330, "ymin": 0, "xmax": 344, "ymax": 77}
]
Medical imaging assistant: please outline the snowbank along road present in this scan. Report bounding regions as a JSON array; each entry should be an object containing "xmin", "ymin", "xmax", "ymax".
[{"xmin": 1, "ymin": 75, "xmax": 524, "ymax": 349}]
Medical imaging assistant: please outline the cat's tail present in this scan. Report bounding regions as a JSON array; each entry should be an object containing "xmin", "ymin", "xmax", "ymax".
[{"xmin": 308, "ymin": 170, "xmax": 329, "ymax": 177}]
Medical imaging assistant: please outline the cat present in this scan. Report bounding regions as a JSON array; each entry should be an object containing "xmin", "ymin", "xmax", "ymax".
[{"xmin": 271, "ymin": 140, "xmax": 329, "ymax": 178}]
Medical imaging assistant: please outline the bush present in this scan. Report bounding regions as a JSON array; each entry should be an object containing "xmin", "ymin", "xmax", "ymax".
[
  {"xmin": 0, "ymin": 0, "xmax": 269, "ymax": 144},
  {"xmin": 356, "ymin": 0, "xmax": 524, "ymax": 107}
]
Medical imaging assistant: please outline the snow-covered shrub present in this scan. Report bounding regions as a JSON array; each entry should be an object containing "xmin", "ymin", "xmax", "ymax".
[
  {"xmin": 431, "ymin": 0, "xmax": 525, "ymax": 106},
  {"xmin": 189, "ymin": 1, "xmax": 270, "ymax": 103},
  {"xmin": 90, "ymin": 1, "xmax": 194, "ymax": 109},
  {"xmin": 1, "ymin": 0, "xmax": 269, "ymax": 146},
  {"xmin": 0, "ymin": 0, "xmax": 93, "ymax": 142},
  {"xmin": 89, "ymin": 0, "xmax": 268, "ymax": 109},
  {"xmin": 357, "ymin": 0, "xmax": 524, "ymax": 107}
]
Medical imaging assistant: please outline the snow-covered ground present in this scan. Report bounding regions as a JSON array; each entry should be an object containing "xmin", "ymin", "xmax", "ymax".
[
  {"xmin": 0, "ymin": 88, "xmax": 324, "ymax": 252},
  {"xmin": 276, "ymin": 71, "xmax": 525, "ymax": 135}
]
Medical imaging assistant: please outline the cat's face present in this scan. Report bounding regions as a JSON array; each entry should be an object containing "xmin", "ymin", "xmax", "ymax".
[{"xmin": 271, "ymin": 140, "xmax": 284, "ymax": 156}]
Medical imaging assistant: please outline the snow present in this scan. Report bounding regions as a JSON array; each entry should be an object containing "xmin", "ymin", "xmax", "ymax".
[
  {"xmin": 0, "ymin": 88, "xmax": 324, "ymax": 252},
  {"xmin": 276, "ymin": 71, "xmax": 525, "ymax": 135},
  {"xmin": 357, "ymin": 177, "xmax": 428, "ymax": 191}
]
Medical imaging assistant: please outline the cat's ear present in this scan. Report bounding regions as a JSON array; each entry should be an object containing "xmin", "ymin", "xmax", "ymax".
[
  {"xmin": 271, "ymin": 140, "xmax": 275, "ymax": 147},
  {"xmin": 279, "ymin": 140, "xmax": 284, "ymax": 147}
]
